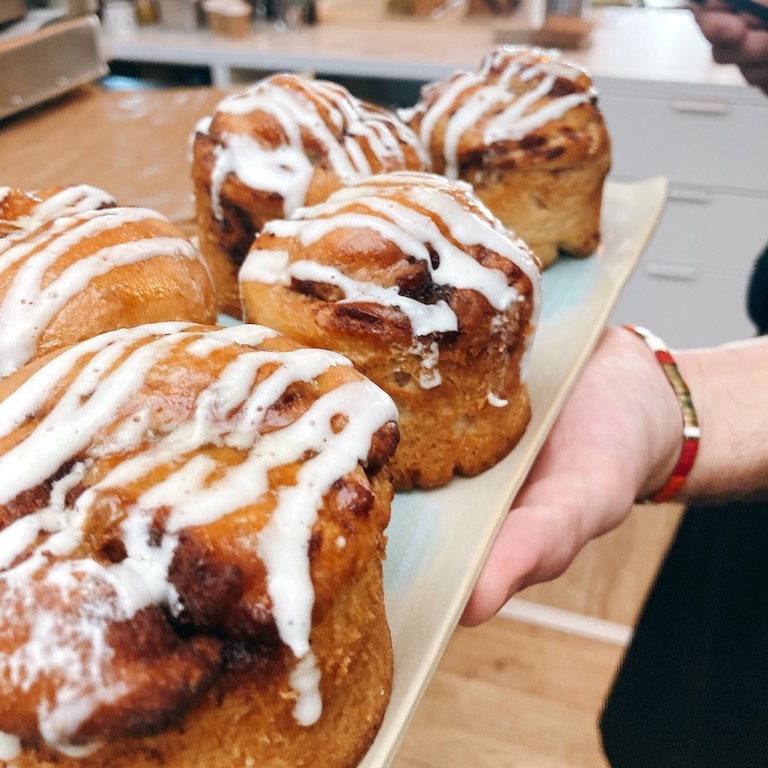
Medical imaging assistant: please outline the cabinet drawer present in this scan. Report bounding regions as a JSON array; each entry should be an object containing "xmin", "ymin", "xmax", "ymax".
[
  {"xmin": 608, "ymin": 188, "xmax": 767, "ymax": 348},
  {"xmin": 610, "ymin": 266, "xmax": 756, "ymax": 348},
  {"xmin": 599, "ymin": 93, "xmax": 768, "ymax": 193},
  {"xmin": 641, "ymin": 186, "xmax": 768, "ymax": 272}
]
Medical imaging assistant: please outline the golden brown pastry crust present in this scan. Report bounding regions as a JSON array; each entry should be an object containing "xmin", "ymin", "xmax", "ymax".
[
  {"xmin": 240, "ymin": 170, "xmax": 540, "ymax": 490},
  {"xmin": 404, "ymin": 45, "xmax": 612, "ymax": 267},
  {"xmin": 0, "ymin": 185, "xmax": 217, "ymax": 378},
  {"xmin": 191, "ymin": 73, "xmax": 428, "ymax": 317},
  {"xmin": 0, "ymin": 323, "xmax": 398, "ymax": 767},
  {"xmin": 5, "ymin": 561, "xmax": 392, "ymax": 768}
]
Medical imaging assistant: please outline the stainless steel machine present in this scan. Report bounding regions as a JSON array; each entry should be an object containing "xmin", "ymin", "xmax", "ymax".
[{"xmin": 0, "ymin": 0, "xmax": 108, "ymax": 121}]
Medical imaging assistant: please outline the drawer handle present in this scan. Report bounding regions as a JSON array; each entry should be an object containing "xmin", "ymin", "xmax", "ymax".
[
  {"xmin": 667, "ymin": 189, "xmax": 713, "ymax": 204},
  {"xmin": 644, "ymin": 263, "xmax": 698, "ymax": 281},
  {"xmin": 670, "ymin": 99, "xmax": 732, "ymax": 115}
]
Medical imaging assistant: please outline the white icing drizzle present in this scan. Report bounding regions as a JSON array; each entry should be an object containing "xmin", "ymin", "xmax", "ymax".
[
  {"xmin": 27, "ymin": 185, "xmax": 116, "ymax": 222},
  {"xmin": 409, "ymin": 46, "xmax": 594, "ymax": 179},
  {"xmin": 241, "ymin": 171, "xmax": 541, "ymax": 387},
  {"xmin": 485, "ymin": 77, "xmax": 593, "ymax": 144},
  {"xmin": 0, "ymin": 185, "xmax": 116, "ymax": 235},
  {"xmin": 408, "ymin": 338, "xmax": 442, "ymax": 389},
  {"xmin": 0, "ymin": 322, "xmax": 398, "ymax": 751},
  {"xmin": 478, "ymin": 45, "xmax": 585, "ymax": 83},
  {"xmin": 0, "ymin": 205, "xmax": 210, "ymax": 378},
  {"xmin": 199, "ymin": 75, "xmax": 427, "ymax": 221},
  {"xmin": 414, "ymin": 71, "xmax": 487, "ymax": 179},
  {"xmin": 289, "ymin": 651, "xmax": 322, "ymax": 726},
  {"xmin": 255, "ymin": 378, "xmax": 392, "ymax": 658},
  {"xmin": 49, "ymin": 741, "xmax": 103, "ymax": 759},
  {"xmin": 210, "ymin": 133, "xmax": 315, "ymax": 221},
  {"xmin": 283, "ymin": 258, "xmax": 457, "ymax": 338},
  {"xmin": 0, "ymin": 731, "xmax": 21, "ymax": 761},
  {"xmin": 487, "ymin": 392, "xmax": 509, "ymax": 407}
]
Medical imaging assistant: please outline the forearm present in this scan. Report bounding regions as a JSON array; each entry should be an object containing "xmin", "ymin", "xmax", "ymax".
[{"xmin": 675, "ymin": 336, "xmax": 768, "ymax": 501}]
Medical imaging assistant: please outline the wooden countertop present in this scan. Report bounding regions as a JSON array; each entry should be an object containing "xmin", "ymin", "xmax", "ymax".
[{"xmin": 0, "ymin": 84, "xmax": 227, "ymax": 225}]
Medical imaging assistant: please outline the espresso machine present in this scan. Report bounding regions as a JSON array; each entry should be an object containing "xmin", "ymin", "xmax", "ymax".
[{"xmin": 0, "ymin": 0, "xmax": 108, "ymax": 120}]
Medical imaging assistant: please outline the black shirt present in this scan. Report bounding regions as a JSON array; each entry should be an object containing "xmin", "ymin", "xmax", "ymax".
[{"xmin": 747, "ymin": 241, "xmax": 768, "ymax": 334}]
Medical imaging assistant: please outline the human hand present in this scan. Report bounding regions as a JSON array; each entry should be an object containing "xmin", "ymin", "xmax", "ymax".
[
  {"xmin": 460, "ymin": 326, "xmax": 683, "ymax": 627},
  {"xmin": 692, "ymin": 0, "xmax": 768, "ymax": 93}
]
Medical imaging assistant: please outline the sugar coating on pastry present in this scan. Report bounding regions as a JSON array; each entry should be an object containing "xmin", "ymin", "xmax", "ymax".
[
  {"xmin": 0, "ymin": 322, "xmax": 399, "ymax": 767},
  {"xmin": 240, "ymin": 170, "xmax": 541, "ymax": 489},
  {"xmin": 0, "ymin": 185, "xmax": 217, "ymax": 379},
  {"xmin": 191, "ymin": 73, "xmax": 429, "ymax": 317},
  {"xmin": 401, "ymin": 45, "xmax": 612, "ymax": 268}
]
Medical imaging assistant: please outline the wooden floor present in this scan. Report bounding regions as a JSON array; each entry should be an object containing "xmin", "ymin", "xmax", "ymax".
[
  {"xmin": 392, "ymin": 503, "xmax": 685, "ymax": 767},
  {"xmin": 393, "ymin": 618, "xmax": 621, "ymax": 768}
]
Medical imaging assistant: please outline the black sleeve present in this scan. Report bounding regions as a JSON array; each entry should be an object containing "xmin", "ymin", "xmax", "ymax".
[{"xmin": 747, "ymin": 241, "xmax": 768, "ymax": 335}]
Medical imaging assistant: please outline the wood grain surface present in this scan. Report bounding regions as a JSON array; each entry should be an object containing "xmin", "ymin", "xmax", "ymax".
[
  {"xmin": 0, "ymin": 84, "xmax": 227, "ymax": 225},
  {"xmin": 394, "ymin": 617, "xmax": 622, "ymax": 768}
]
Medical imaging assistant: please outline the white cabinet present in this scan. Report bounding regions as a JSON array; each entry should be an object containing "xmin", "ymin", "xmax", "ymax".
[
  {"xmin": 598, "ymin": 78, "xmax": 768, "ymax": 348},
  {"xmin": 608, "ymin": 184, "xmax": 768, "ymax": 347},
  {"xmin": 599, "ymin": 86, "xmax": 768, "ymax": 192}
]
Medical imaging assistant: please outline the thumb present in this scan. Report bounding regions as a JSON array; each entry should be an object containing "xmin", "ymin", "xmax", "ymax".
[{"xmin": 460, "ymin": 502, "xmax": 585, "ymax": 627}]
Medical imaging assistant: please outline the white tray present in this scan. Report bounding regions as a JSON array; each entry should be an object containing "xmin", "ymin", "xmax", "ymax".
[{"xmin": 362, "ymin": 176, "xmax": 668, "ymax": 768}]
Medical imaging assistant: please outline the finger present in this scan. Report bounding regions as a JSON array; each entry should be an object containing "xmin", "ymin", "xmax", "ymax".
[
  {"xmin": 460, "ymin": 503, "xmax": 585, "ymax": 627},
  {"xmin": 695, "ymin": 7, "xmax": 750, "ymax": 46},
  {"xmin": 460, "ymin": 464, "xmax": 637, "ymax": 628},
  {"xmin": 738, "ymin": 61, "xmax": 768, "ymax": 87},
  {"xmin": 710, "ymin": 27, "xmax": 768, "ymax": 68}
]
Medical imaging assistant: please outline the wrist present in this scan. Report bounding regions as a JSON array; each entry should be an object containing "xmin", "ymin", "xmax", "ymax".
[{"xmin": 619, "ymin": 326, "xmax": 699, "ymax": 503}]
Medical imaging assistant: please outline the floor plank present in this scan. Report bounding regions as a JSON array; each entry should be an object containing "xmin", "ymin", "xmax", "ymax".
[{"xmin": 393, "ymin": 618, "xmax": 623, "ymax": 768}]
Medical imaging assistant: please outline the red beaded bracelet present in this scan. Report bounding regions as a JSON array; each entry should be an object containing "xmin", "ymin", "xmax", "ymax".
[{"xmin": 623, "ymin": 325, "xmax": 700, "ymax": 504}]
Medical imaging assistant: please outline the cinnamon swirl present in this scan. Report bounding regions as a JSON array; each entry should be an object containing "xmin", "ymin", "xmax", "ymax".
[
  {"xmin": 240, "ymin": 170, "xmax": 541, "ymax": 490},
  {"xmin": 0, "ymin": 185, "xmax": 217, "ymax": 379},
  {"xmin": 191, "ymin": 73, "xmax": 429, "ymax": 317},
  {"xmin": 0, "ymin": 322, "xmax": 398, "ymax": 768},
  {"xmin": 402, "ymin": 45, "xmax": 612, "ymax": 268}
]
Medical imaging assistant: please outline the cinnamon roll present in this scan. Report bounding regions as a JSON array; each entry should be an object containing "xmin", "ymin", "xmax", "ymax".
[
  {"xmin": 402, "ymin": 45, "xmax": 612, "ymax": 268},
  {"xmin": 0, "ymin": 322, "xmax": 399, "ymax": 768},
  {"xmin": 0, "ymin": 185, "xmax": 217, "ymax": 379},
  {"xmin": 191, "ymin": 73, "xmax": 429, "ymax": 317},
  {"xmin": 240, "ymin": 170, "xmax": 541, "ymax": 490}
]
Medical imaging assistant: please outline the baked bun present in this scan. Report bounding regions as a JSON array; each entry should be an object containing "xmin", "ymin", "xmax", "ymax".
[
  {"xmin": 0, "ymin": 322, "xmax": 399, "ymax": 768},
  {"xmin": 191, "ymin": 73, "xmax": 429, "ymax": 317},
  {"xmin": 402, "ymin": 45, "xmax": 612, "ymax": 268},
  {"xmin": 240, "ymin": 170, "xmax": 541, "ymax": 490},
  {"xmin": 0, "ymin": 184, "xmax": 217, "ymax": 379}
]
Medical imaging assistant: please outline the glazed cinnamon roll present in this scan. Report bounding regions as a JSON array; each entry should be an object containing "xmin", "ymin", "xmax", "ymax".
[
  {"xmin": 191, "ymin": 73, "xmax": 428, "ymax": 317},
  {"xmin": 402, "ymin": 45, "xmax": 612, "ymax": 268},
  {"xmin": 0, "ymin": 322, "xmax": 398, "ymax": 768},
  {"xmin": 0, "ymin": 185, "xmax": 217, "ymax": 379},
  {"xmin": 240, "ymin": 170, "xmax": 541, "ymax": 490}
]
